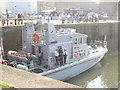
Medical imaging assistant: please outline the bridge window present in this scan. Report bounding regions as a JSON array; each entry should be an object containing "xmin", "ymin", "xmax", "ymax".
[
  {"xmin": 73, "ymin": 38, "xmax": 86, "ymax": 45},
  {"xmin": 80, "ymin": 38, "xmax": 82, "ymax": 44},
  {"xmin": 78, "ymin": 38, "xmax": 83, "ymax": 44},
  {"xmin": 73, "ymin": 38, "xmax": 78, "ymax": 44},
  {"xmin": 82, "ymin": 38, "xmax": 87, "ymax": 44}
]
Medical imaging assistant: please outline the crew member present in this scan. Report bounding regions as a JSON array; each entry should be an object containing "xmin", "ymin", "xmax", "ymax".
[
  {"xmin": 26, "ymin": 53, "xmax": 31, "ymax": 61},
  {"xmin": 55, "ymin": 49, "xmax": 59, "ymax": 66},
  {"xmin": 14, "ymin": 13, "xmax": 17, "ymax": 25},
  {"xmin": 38, "ymin": 52, "xmax": 43, "ymax": 65},
  {"xmin": 58, "ymin": 47, "xmax": 64, "ymax": 66},
  {"xmin": 63, "ymin": 49, "xmax": 67, "ymax": 64}
]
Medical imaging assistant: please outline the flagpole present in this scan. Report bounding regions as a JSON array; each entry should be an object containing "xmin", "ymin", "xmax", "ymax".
[
  {"xmin": 0, "ymin": 38, "xmax": 3, "ymax": 61},
  {"xmin": 2, "ymin": 38, "xmax": 5, "ymax": 59},
  {"xmin": 0, "ymin": 38, "xmax": 5, "ymax": 60}
]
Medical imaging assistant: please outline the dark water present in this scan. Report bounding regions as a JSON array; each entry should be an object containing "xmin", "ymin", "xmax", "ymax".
[{"xmin": 2, "ymin": 23, "xmax": 118, "ymax": 88}]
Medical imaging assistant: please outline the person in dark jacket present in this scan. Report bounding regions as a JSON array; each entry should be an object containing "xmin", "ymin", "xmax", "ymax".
[
  {"xmin": 58, "ymin": 47, "xmax": 64, "ymax": 66},
  {"xmin": 18, "ymin": 13, "xmax": 21, "ymax": 24},
  {"xmin": 6, "ymin": 9, "xmax": 9, "ymax": 25},
  {"xmin": 2, "ymin": 18, "xmax": 5, "ymax": 26}
]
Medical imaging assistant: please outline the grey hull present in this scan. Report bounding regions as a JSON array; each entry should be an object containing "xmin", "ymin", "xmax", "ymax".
[{"xmin": 39, "ymin": 50, "xmax": 107, "ymax": 81}]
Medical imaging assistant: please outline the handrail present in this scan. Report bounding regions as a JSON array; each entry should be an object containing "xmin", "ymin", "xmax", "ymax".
[{"xmin": 0, "ymin": 18, "xmax": 37, "ymax": 20}]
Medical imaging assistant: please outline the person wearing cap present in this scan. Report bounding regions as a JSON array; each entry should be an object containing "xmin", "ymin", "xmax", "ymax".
[{"xmin": 63, "ymin": 49, "xmax": 67, "ymax": 64}]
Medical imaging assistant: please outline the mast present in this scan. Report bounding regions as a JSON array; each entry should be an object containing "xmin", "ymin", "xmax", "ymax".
[
  {"xmin": 0, "ymin": 43, "xmax": 3, "ymax": 61},
  {"xmin": 102, "ymin": 35, "xmax": 107, "ymax": 48}
]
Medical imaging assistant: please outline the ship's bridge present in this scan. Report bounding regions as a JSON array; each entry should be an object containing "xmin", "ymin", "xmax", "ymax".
[{"xmin": 56, "ymin": 28, "xmax": 88, "ymax": 44}]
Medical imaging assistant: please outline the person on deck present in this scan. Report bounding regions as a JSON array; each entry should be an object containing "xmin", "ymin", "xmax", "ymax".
[
  {"xmin": 14, "ymin": 13, "xmax": 18, "ymax": 25},
  {"xmin": 18, "ymin": 13, "xmax": 21, "ymax": 25},
  {"xmin": 55, "ymin": 49, "xmax": 59, "ymax": 66},
  {"xmin": 58, "ymin": 47, "xmax": 64, "ymax": 66},
  {"xmin": 63, "ymin": 49, "xmax": 67, "ymax": 64}
]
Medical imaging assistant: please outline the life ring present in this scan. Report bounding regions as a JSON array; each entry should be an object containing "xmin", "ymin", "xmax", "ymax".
[
  {"xmin": 74, "ymin": 51, "xmax": 78, "ymax": 58},
  {"xmin": 32, "ymin": 33, "xmax": 40, "ymax": 43}
]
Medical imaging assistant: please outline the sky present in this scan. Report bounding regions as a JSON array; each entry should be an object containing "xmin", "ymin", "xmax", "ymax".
[
  {"xmin": 91, "ymin": 0, "xmax": 100, "ymax": 4},
  {"xmin": 0, "ymin": 0, "xmax": 37, "ymax": 13},
  {"xmin": 0, "ymin": 0, "xmax": 118, "ymax": 14}
]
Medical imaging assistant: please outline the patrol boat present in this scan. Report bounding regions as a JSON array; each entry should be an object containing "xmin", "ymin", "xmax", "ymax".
[{"xmin": 7, "ymin": 22, "xmax": 108, "ymax": 81}]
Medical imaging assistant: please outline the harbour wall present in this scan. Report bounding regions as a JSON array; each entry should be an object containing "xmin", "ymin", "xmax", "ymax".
[
  {"xmin": 2, "ymin": 22, "xmax": 118, "ymax": 54},
  {"xmin": 0, "ymin": 64, "xmax": 80, "ymax": 88}
]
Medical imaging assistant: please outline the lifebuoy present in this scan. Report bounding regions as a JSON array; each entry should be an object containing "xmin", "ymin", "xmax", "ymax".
[
  {"xmin": 74, "ymin": 51, "xmax": 78, "ymax": 58},
  {"xmin": 32, "ymin": 33, "xmax": 40, "ymax": 43}
]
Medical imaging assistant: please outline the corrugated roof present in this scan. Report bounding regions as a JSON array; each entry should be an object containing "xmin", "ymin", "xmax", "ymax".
[{"xmin": 66, "ymin": 8, "xmax": 94, "ymax": 11}]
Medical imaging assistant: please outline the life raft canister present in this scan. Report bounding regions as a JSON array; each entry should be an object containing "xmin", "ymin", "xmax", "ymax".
[
  {"xmin": 32, "ymin": 33, "xmax": 40, "ymax": 43},
  {"xmin": 1, "ymin": 60, "xmax": 5, "ymax": 64},
  {"xmin": 74, "ymin": 51, "xmax": 78, "ymax": 58},
  {"xmin": 0, "ymin": 60, "xmax": 5, "ymax": 64}
]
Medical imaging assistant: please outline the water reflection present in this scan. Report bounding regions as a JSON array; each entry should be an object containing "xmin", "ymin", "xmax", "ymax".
[{"xmin": 86, "ymin": 75, "xmax": 108, "ymax": 88}]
